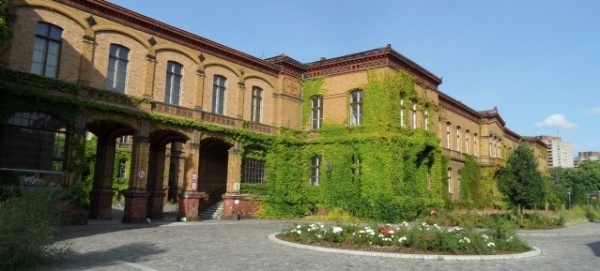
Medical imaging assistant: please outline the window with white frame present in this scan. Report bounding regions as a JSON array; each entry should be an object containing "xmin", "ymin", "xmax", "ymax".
[
  {"xmin": 310, "ymin": 95, "xmax": 323, "ymax": 129},
  {"xmin": 400, "ymin": 97, "xmax": 405, "ymax": 127},
  {"xmin": 31, "ymin": 22, "xmax": 62, "ymax": 79},
  {"xmin": 465, "ymin": 130, "xmax": 470, "ymax": 154},
  {"xmin": 349, "ymin": 90, "xmax": 363, "ymax": 126},
  {"xmin": 456, "ymin": 126, "xmax": 461, "ymax": 152},
  {"xmin": 212, "ymin": 75, "xmax": 226, "ymax": 114},
  {"xmin": 251, "ymin": 87, "xmax": 262, "ymax": 122},
  {"xmin": 165, "ymin": 61, "xmax": 182, "ymax": 105},
  {"xmin": 117, "ymin": 158, "xmax": 128, "ymax": 178},
  {"xmin": 411, "ymin": 100, "xmax": 417, "ymax": 129},
  {"xmin": 473, "ymin": 133, "xmax": 478, "ymax": 157},
  {"xmin": 424, "ymin": 107, "xmax": 429, "ymax": 131},
  {"xmin": 310, "ymin": 156, "xmax": 321, "ymax": 186},
  {"xmin": 447, "ymin": 168, "xmax": 452, "ymax": 194},
  {"xmin": 489, "ymin": 134, "xmax": 493, "ymax": 158},
  {"xmin": 106, "ymin": 44, "xmax": 129, "ymax": 93},
  {"xmin": 446, "ymin": 123, "xmax": 451, "ymax": 148}
]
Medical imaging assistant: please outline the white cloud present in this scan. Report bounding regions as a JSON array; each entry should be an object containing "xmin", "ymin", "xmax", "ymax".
[
  {"xmin": 588, "ymin": 107, "xmax": 600, "ymax": 115},
  {"xmin": 535, "ymin": 114, "xmax": 578, "ymax": 129}
]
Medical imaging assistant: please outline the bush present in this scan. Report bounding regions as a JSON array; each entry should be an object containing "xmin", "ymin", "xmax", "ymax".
[
  {"xmin": 0, "ymin": 187, "xmax": 69, "ymax": 270},
  {"xmin": 584, "ymin": 206, "xmax": 600, "ymax": 222}
]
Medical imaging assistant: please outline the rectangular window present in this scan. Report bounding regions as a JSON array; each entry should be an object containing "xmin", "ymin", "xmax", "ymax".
[
  {"xmin": 411, "ymin": 101, "xmax": 417, "ymax": 129},
  {"xmin": 456, "ymin": 127, "xmax": 461, "ymax": 152},
  {"xmin": 465, "ymin": 132, "xmax": 470, "ymax": 154},
  {"xmin": 350, "ymin": 90, "xmax": 363, "ymax": 126},
  {"xmin": 473, "ymin": 135, "xmax": 478, "ymax": 157},
  {"xmin": 424, "ymin": 108, "xmax": 429, "ymax": 131},
  {"xmin": 310, "ymin": 96, "xmax": 323, "ymax": 129},
  {"xmin": 242, "ymin": 158, "xmax": 265, "ymax": 184},
  {"xmin": 165, "ymin": 61, "xmax": 183, "ymax": 105},
  {"xmin": 448, "ymin": 169, "xmax": 452, "ymax": 194},
  {"xmin": 400, "ymin": 98, "xmax": 405, "ymax": 127},
  {"xmin": 251, "ymin": 87, "xmax": 262, "ymax": 122},
  {"xmin": 31, "ymin": 23, "xmax": 62, "ymax": 78},
  {"xmin": 212, "ymin": 75, "xmax": 226, "ymax": 114},
  {"xmin": 106, "ymin": 44, "xmax": 129, "ymax": 93},
  {"xmin": 117, "ymin": 158, "xmax": 128, "ymax": 178},
  {"xmin": 310, "ymin": 156, "xmax": 321, "ymax": 186},
  {"xmin": 446, "ymin": 124, "xmax": 451, "ymax": 148}
]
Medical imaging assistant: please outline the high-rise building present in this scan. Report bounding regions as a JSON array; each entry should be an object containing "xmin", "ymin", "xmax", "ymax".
[{"xmin": 537, "ymin": 136, "xmax": 574, "ymax": 168}]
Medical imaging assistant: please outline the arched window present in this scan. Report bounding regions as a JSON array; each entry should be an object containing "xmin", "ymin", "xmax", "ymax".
[
  {"xmin": 310, "ymin": 95, "xmax": 323, "ymax": 129},
  {"xmin": 465, "ymin": 129, "xmax": 470, "ymax": 154},
  {"xmin": 31, "ymin": 22, "xmax": 62, "ymax": 78},
  {"xmin": 212, "ymin": 75, "xmax": 226, "ymax": 114},
  {"xmin": 251, "ymin": 87, "xmax": 263, "ymax": 122},
  {"xmin": 0, "ymin": 112, "xmax": 67, "ymax": 172},
  {"xmin": 447, "ymin": 168, "xmax": 453, "ymax": 194},
  {"xmin": 106, "ymin": 44, "xmax": 129, "ymax": 92},
  {"xmin": 165, "ymin": 61, "xmax": 183, "ymax": 105},
  {"xmin": 456, "ymin": 126, "xmax": 461, "ymax": 152},
  {"xmin": 473, "ymin": 133, "xmax": 478, "ymax": 157},
  {"xmin": 446, "ymin": 123, "xmax": 451, "ymax": 149},
  {"xmin": 349, "ymin": 90, "xmax": 363, "ymax": 126}
]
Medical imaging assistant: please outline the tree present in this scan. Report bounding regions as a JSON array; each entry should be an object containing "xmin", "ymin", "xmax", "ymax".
[
  {"xmin": 498, "ymin": 143, "xmax": 546, "ymax": 213},
  {"xmin": 0, "ymin": 0, "xmax": 9, "ymax": 43}
]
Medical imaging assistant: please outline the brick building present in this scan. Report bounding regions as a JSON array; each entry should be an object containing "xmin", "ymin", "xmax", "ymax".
[{"xmin": 0, "ymin": 0, "xmax": 546, "ymax": 222}]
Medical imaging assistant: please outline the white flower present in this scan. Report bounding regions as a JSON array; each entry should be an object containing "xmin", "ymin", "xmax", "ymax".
[
  {"xmin": 388, "ymin": 230, "xmax": 395, "ymax": 234},
  {"xmin": 422, "ymin": 222, "xmax": 428, "ymax": 227},
  {"xmin": 433, "ymin": 224, "xmax": 441, "ymax": 230},
  {"xmin": 296, "ymin": 225, "xmax": 302, "ymax": 229},
  {"xmin": 481, "ymin": 234, "xmax": 489, "ymax": 240},
  {"xmin": 316, "ymin": 234, "xmax": 322, "ymax": 239},
  {"xmin": 459, "ymin": 237, "xmax": 471, "ymax": 244},
  {"xmin": 332, "ymin": 226, "xmax": 343, "ymax": 234},
  {"xmin": 506, "ymin": 236, "xmax": 514, "ymax": 242},
  {"xmin": 378, "ymin": 233, "xmax": 384, "ymax": 238},
  {"xmin": 401, "ymin": 221, "xmax": 410, "ymax": 228},
  {"xmin": 398, "ymin": 236, "xmax": 407, "ymax": 243},
  {"xmin": 487, "ymin": 242, "xmax": 495, "ymax": 247}
]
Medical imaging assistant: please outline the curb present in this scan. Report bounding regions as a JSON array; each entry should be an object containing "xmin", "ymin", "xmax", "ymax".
[{"xmin": 268, "ymin": 233, "xmax": 541, "ymax": 261}]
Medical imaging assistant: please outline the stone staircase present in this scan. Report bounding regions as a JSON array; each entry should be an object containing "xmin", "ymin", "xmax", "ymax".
[{"xmin": 199, "ymin": 200, "xmax": 224, "ymax": 220}]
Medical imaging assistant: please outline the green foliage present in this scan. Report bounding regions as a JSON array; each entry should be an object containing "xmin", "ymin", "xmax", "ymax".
[
  {"xmin": 459, "ymin": 155, "xmax": 488, "ymax": 208},
  {"xmin": 548, "ymin": 161, "xmax": 600, "ymax": 207},
  {"xmin": 257, "ymin": 70, "xmax": 445, "ymax": 221},
  {"xmin": 498, "ymin": 143, "xmax": 546, "ymax": 210},
  {"xmin": 301, "ymin": 77, "xmax": 325, "ymax": 127},
  {"xmin": 0, "ymin": 187, "xmax": 70, "ymax": 271}
]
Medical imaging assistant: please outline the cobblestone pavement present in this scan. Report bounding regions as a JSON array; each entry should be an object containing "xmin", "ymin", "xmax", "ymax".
[{"xmin": 46, "ymin": 213, "xmax": 600, "ymax": 271}]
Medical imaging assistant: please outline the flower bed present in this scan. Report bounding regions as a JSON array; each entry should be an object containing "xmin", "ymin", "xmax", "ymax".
[{"xmin": 278, "ymin": 222, "xmax": 531, "ymax": 255}]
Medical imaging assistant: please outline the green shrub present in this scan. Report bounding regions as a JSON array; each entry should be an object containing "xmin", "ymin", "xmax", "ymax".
[
  {"xmin": 584, "ymin": 206, "xmax": 600, "ymax": 222},
  {"xmin": 0, "ymin": 187, "xmax": 69, "ymax": 271}
]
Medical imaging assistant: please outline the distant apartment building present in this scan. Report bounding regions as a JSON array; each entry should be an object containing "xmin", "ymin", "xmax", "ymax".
[
  {"xmin": 574, "ymin": 152, "xmax": 600, "ymax": 167},
  {"xmin": 537, "ymin": 136, "xmax": 574, "ymax": 168}
]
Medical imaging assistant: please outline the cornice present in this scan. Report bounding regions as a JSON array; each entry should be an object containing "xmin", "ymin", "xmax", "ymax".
[
  {"xmin": 56, "ymin": 0, "xmax": 280, "ymax": 77},
  {"xmin": 437, "ymin": 91, "xmax": 480, "ymax": 122}
]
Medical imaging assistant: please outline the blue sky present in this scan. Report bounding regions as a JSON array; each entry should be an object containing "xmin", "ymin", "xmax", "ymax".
[{"xmin": 109, "ymin": 0, "xmax": 600, "ymax": 156}]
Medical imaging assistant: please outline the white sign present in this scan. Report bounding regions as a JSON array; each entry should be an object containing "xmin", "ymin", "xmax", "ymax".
[
  {"xmin": 137, "ymin": 170, "xmax": 145, "ymax": 179},
  {"xmin": 233, "ymin": 183, "xmax": 240, "ymax": 191},
  {"xmin": 192, "ymin": 172, "xmax": 198, "ymax": 180}
]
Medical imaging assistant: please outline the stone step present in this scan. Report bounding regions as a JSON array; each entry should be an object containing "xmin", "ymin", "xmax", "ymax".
[{"xmin": 199, "ymin": 201, "xmax": 224, "ymax": 220}]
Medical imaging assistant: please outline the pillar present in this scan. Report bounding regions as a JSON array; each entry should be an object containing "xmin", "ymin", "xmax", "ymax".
[
  {"xmin": 237, "ymin": 80, "xmax": 245, "ymax": 119},
  {"xmin": 194, "ymin": 66, "xmax": 205, "ymax": 112},
  {"xmin": 78, "ymin": 29, "xmax": 95, "ymax": 86},
  {"xmin": 147, "ymin": 142, "xmax": 167, "ymax": 219},
  {"xmin": 178, "ymin": 130, "xmax": 204, "ymax": 221},
  {"xmin": 122, "ymin": 121, "xmax": 151, "ymax": 223},
  {"xmin": 89, "ymin": 135, "xmax": 116, "ymax": 220},
  {"xmin": 225, "ymin": 141, "xmax": 242, "ymax": 195}
]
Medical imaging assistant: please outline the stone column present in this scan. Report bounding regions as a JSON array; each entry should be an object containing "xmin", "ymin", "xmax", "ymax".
[
  {"xmin": 89, "ymin": 134, "xmax": 116, "ymax": 220},
  {"xmin": 225, "ymin": 141, "xmax": 242, "ymax": 195},
  {"xmin": 178, "ymin": 130, "xmax": 204, "ymax": 221},
  {"xmin": 147, "ymin": 142, "xmax": 167, "ymax": 219},
  {"xmin": 122, "ymin": 121, "xmax": 151, "ymax": 223}
]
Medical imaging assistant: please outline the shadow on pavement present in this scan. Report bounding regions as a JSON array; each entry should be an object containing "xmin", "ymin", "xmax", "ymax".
[
  {"xmin": 587, "ymin": 241, "xmax": 600, "ymax": 257},
  {"xmin": 46, "ymin": 242, "xmax": 167, "ymax": 270}
]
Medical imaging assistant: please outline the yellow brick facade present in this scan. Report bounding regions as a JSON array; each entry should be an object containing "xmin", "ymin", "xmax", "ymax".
[{"xmin": 0, "ymin": 0, "xmax": 548, "ymax": 220}]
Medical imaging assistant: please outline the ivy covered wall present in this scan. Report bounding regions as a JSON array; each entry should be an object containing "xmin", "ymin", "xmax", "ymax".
[{"xmin": 249, "ymin": 69, "xmax": 448, "ymax": 222}]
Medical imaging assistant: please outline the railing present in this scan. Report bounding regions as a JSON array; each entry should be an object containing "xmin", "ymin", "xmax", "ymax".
[
  {"xmin": 201, "ymin": 111, "xmax": 238, "ymax": 127},
  {"xmin": 152, "ymin": 102, "xmax": 195, "ymax": 119},
  {"xmin": 477, "ymin": 157, "xmax": 503, "ymax": 166},
  {"xmin": 244, "ymin": 121, "xmax": 279, "ymax": 134}
]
